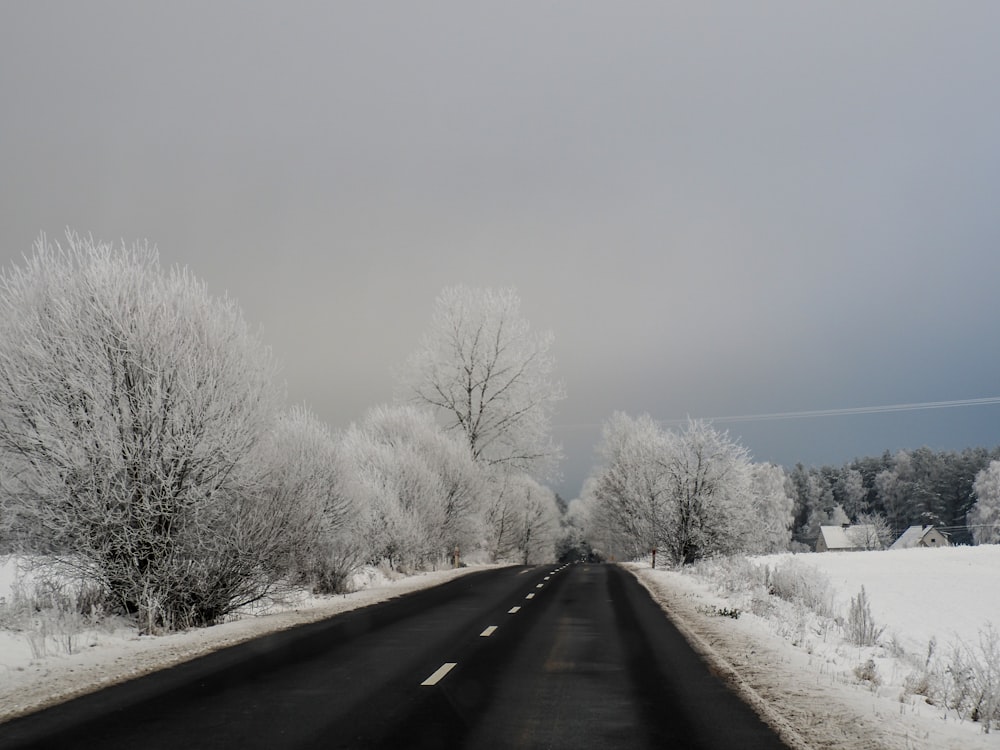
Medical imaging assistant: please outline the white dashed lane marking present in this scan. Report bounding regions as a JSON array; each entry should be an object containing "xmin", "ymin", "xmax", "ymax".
[
  {"xmin": 421, "ymin": 663, "xmax": 457, "ymax": 686},
  {"xmin": 419, "ymin": 566, "xmax": 581, "ymax": 689}
]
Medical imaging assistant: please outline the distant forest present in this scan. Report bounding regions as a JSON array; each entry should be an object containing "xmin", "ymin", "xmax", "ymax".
[{"xmin": 787, "ymin": 446, "xmax": 1000, "ymax": 547}]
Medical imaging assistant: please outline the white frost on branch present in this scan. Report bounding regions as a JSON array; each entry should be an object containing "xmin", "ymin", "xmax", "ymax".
[
  {"xmin": 0, "ymin": 232, "xmax": 284, "ymax": 631},
  {"xmin": 397, "ymin": 285, "xmax": 565, "ymax": 480}
]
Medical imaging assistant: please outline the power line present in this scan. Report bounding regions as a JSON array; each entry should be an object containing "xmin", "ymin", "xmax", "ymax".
[
  {"xmin": 553, "ymin": 396, "xmax": 1000, "ymax": 432},
  {"xmin": 658, "ymin": 396, "xmax": 1000, "ymax": 426}
]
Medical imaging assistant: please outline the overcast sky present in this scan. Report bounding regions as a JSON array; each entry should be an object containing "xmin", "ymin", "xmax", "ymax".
[{"xmin": 3, "ymin": 2, "xmax": 1000, "ymax": 498}]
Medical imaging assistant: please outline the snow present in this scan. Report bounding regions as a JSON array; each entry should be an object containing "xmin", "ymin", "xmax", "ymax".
[
  {"xmin": 0, "ymin": 556, "xmax": 496, "ymax": 724},
  {"xmin": 819, "ymin": 524, "xmax": 857, "ymax": 550},
  {"xmin": 779, "ymin": 545, "xmax": 1000, "ymax": 655},
  {"xmin": 630, "ymin": 545, "xmax": 1000, "ymax": 750}
]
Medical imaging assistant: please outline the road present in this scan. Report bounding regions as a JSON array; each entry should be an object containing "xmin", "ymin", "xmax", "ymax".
[{"xmin": 0, "ymin": 564, "xmax": 789, "ymax": 749}]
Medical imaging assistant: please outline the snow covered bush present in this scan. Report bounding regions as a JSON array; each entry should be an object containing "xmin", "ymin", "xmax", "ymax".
[
  {"xmin": 947, "ymin": 625, "xmax": 1000, "ymax": 732},
  {"xmin": 765, "ymin": 558, "xmax": 836, "ymax": 619},
  {"xmin": 853, "ymin": 658, "xmax": 882, "ymax": 688},
  {"xmin": 690, "ymin": 555, "xmax": 767, "ymax": 597},
  {"xmin": 0, "ymin": 562, "xmax": 112, "ymax": 657},
  {"xmin": 844, "ymin": 586, "xmax": 885, "ymax": 647},
  {"xmin": 0, "ymin": 233, "xmax": 284, "ymax": 632}
]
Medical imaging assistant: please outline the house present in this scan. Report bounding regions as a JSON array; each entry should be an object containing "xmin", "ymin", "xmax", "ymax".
[
  {"xmin": 816, "ymin": 524, "xmax": 880, "ymax": 552},
  {"xmin": 889, "ymin": 525, "xmax": 951, "ymax": 551}
]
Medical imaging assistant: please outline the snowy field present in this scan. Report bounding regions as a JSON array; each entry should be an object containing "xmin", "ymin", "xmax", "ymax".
[
  {"xmin": 0, "ymin": 557, "xmax": 494, "ymax": 724},
  {"xmin": 633, "ymin": 545, "xmax": 1000, "ymax": 750}
]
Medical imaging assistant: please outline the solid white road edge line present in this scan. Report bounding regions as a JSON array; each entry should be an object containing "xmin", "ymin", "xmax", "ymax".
[
  {"xmin": 480, "ymin": 626, "xmax": 498, "ymax": 637},
  {"xmin": 421, "ymin": 663, "xmax": 458, "ymax": 686}
]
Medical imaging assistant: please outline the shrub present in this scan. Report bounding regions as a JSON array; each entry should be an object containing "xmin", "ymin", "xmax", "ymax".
[
  {"xmin": 844, "ymin": 586, "xmax": 885, "ymax": 647},
  {"xmin": 766, "ymin": 558, "xmax": 836, "ymax": 618},
  {"xmin": 854, "ymin": 658, "xmax": 882, "ymax": 687},
  {"xmin": 947, "ymin": 624, "xmax": 1000, "ymax": 732},
  {"xmin": 0, "ymin": 565, "xmax": 113, "ymax": 657},
  {"xmin": 690, "ymin": 555, "xmax": 767, "ymax": 597}
]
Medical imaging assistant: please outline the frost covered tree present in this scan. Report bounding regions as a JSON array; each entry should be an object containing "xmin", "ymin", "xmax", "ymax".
[
  {"xmin": 515, "ymin": 476, "xmax": 561, "ymax": 564},
  {"xmin": 0, "ymin": 234, "xmax": 282, "ymax": 631},
  {"xmin": 848, "ymin": 512, "xmax": 893, "ymax": 550},
  {"xmin": 971, "ymin": 460, "xmax": 1000, "ymax": 544},
  {"xmin": 837, "ymin": 468, "xmax": 868, "ymax": 519},
  {"xmin": 335, "ymin": 405, "xmax": 486, "ymax": 571},
  {"xmin": 658, "ymin": 419, "xmax": 754, "ymax": 565},
  {"xmin": 874, "ymin": 451, "xmax": 914, "ymax": 531},
  {"xmin": 483, "ymin": 470, "xmax": 559, "ymax": 563},
  {"xmin": 362, "ymin": 404, "xmax": 485, "ymax": 556},
  {"xmin": 745, "ymin": 463, "xmax": 795, "ymax": 554},
  {"xmin": 587, "ymin": 414, "xmax": 761, "ymax": 565},
  {"xmin": 253, "ymin": 406, "xmax": 359, "ymax": 593},
  {"xmin": 590, "ymin": 412, "xmax": 671, "ymax": 561},
  {"xmin": 398, "ymin": 286, "xmax": 565, "ymax": 479},
  {"xmin": 796, "ymin": 471, "xmax": 836, "ymax": 542}
]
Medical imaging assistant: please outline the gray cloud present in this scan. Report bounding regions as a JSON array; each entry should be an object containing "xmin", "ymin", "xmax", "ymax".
[{"xmin": 3, "ymin": 2, "xmax": 1000, "ymax": 498}]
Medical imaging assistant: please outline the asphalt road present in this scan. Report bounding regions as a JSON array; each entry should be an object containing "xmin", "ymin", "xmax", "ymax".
[{"xmin": 0, "ymin": 564, "xmax": 789, "ymax": 749}]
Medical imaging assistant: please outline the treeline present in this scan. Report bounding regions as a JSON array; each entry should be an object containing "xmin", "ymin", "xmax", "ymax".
[
  {"xmin": 787, "ymin": 445, "xmax": 1000, "ymax": 546},
  {"xmin": 0, "ymin": 236, "xmax": 564, "ymax": 633}
]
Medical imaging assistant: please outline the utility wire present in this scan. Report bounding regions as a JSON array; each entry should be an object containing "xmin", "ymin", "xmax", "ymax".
[
  {"xmin": 554, "ymin": 396, "xmax": 1000, "ymax": 431},
  {"xmin": 658, "ymin": 396, "xmax": 1000, "ymax": 426}
]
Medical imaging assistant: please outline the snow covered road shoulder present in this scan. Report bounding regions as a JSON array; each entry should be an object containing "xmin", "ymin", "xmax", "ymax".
[
  {"xmin": 629, "ymin": 546, "xmax": 1000, "ymax": 750},
  {"xmin": 0, "ymin": 562, "xmax": 494, "ymax": 724}
]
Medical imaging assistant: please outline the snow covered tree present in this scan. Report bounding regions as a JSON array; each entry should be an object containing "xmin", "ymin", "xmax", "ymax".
[
  {"xmin": 837, "ymin": 468, "xmax": 868, "ymax": 519},
  {"xmin": 587, "ymin": 414, "xmax": 761, "ymax": 565},
  {"xmin": 398, "ymin": 286, "xmax": 565, "ymax": 479},
  {"xmin": 796, "ymin": 470, "xmax": 836, "ymax": 542},
  {"xmin": 556, "ymin": 496, "xmax": 596, "ymax": 562},
  {"xmin": 253, "ymin": 406, "xmax": 360, "ymax": 593},
  {"xmin": 590, "ymin": 412, "xmax": 671, "ymax": 561},
  {"xmin": 362, "ymin": 404, "xmax": 485, "ymax": 556},
  {"xmin": 971, "ymin": 460, "xmax": 1000, "ymax": 544},
  {"xmin": 848, "ymin": 512, "xmax": 893, "ymax": 550},
  {"xmin": 514, "ymin": 475, "xmax": 561, "ymax": 564},
  {"xmin": 874, "ymin": 451, "xmax": 914, "ymax": 531},
  {"xmin": 577, "ymin": 476, "xmax": 630, "ymax": 562},
  {"xmin": 745, "ymin": 463, "xmax": 795, "ymax": 554},
  {"xmin": 335, "ymin": 405, "xmax": 486, "ymax": 571},
  {"xmin": 658, "ymin": 419, "xmax": 754, "ymax": 565},
  {"xmin": 0, "ymin": 233, "xmax": 282, "ymax": 631},
  {"xmin": 482, "ymin": 470, "xmax": 559, "ymax": 564},
  {"xmin": 335, "ymin": 424, "xmax": 426, "ymax": 571}
]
